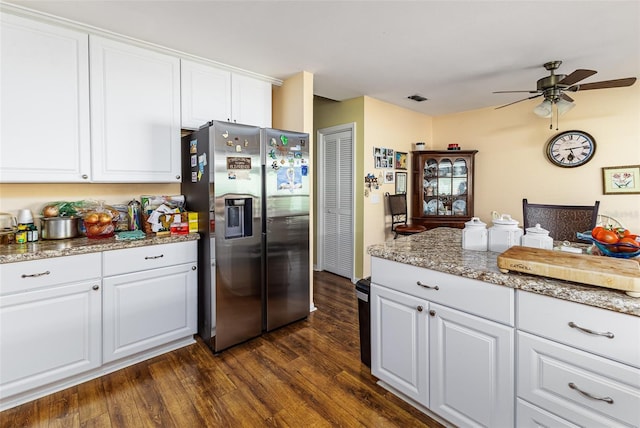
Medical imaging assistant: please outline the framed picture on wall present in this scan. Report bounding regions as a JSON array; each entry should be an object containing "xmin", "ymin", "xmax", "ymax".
[
  {"xmin": 395, "ymin": 172, "xmax": 407, "ymax": 194},
  {"xmin": 602, "ymin": 165, "xmax": 640, "ymax": 194},
  {"xmin": 384, "ymin": 171, "xmax": 395, "ymax": 184},
  {"xmin": 395, "ymin": 152, "xmax": 408, "ymax": 170}
]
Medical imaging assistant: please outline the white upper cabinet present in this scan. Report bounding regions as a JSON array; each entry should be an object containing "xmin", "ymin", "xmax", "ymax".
[
  {"xmin": 0, "ymin": 13, "xmax": 91, "ymax": 182},
  {"xmin": 90, "ymin": 35, "xmax": 181, "ymax": 182},
  {"xmin": 232, "ymin": 73, "xmax": 272, "ymax": 128},
  {"xmin": 181, "ymin": 59, "xmax": 272, "ymax": 130},
  {"xmin": 181, "ymin": 59, "xmax": 232, "ymax": 130}
]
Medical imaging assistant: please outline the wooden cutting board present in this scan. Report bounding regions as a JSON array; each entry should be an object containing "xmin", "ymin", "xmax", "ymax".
[{"xmin": 497, "ymin": 246, "xmax": 640, "ymax": 297}]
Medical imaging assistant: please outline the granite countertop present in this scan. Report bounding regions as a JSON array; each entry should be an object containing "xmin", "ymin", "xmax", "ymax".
[
  {"xmin": 0, "ymin": 233, "xmax": 200, "ymax": 264},
  {"xmin": 367, "ymin": 228, "xmax": 640, "ymax": 317}
]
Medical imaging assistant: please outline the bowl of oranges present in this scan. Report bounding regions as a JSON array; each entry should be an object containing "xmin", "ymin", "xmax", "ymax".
[{"xmin": 577, "ymin": 227, "xmax": 640, "ymax": 259}]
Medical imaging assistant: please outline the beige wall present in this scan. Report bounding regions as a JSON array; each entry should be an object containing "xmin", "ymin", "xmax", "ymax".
[
  {"xmin": 361, "ymin": 96, "xmax": 433, "ymax": 275},
  {"xmin": 0, "ymin": 183, "xmax": 180, "ymax": 216},
  {"xmin": 433, "ymin": 84, "xmax": 640, "ymax": 232}
]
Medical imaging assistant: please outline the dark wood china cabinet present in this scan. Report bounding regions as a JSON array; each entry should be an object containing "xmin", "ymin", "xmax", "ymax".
[{"xmin": 411, "ymin": 150, "xmax": 478, "ymax": 229}]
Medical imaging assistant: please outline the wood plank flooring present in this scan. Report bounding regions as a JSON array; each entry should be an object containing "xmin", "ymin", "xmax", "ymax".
[{"xmin": 0, "ymin": 271, "xmax": 443, "ymax": 427}]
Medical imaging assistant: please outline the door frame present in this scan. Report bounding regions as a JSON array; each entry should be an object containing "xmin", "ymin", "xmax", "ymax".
[{"xmin": 316, "ymin": 122, "xmax": 356, "ymax": 282}]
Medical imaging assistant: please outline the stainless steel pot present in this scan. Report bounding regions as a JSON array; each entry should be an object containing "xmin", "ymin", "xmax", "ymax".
[{"xmin": 40, "ymin": 217, "xmax": 79, "ymax": 240}]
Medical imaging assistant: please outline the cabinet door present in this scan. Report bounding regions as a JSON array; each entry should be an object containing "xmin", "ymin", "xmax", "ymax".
[
  {"xmin": 103, "ymin": 263, "xmax": 197, "ymax": 363},
  {"xmin": 429, "ymin": 303, "xmax": 514, "ymax": 428},
  {"xmin": 0, "ymin": 281, "xmax": 102, "ymax": 398},
  {"xmin": 371, "ymin": 284, "xmax": 428, "ymax": 405},
  {"xmin": 231, "ymin": 73, "xmax": 272, "ymax": 128},
  {"xmin": 0, "ymin": 13, "xmax": 91, "ymax": 182},
  {"xmin": 180, "ymin": 59, "xmax": 232, "ymax": 130},
  {"xmin": 90, "ymin": 35, "xmax": 181, "ymax": 183}
]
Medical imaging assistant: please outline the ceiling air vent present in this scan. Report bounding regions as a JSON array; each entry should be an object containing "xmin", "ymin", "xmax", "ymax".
[{"xmin": 407, "ymin": 94, "xmax": 428, "ymax": 102}]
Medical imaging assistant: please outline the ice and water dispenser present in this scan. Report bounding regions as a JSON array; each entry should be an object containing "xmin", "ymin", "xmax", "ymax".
[{"xmin": 224, "ymin": 198, "xmax": 253, "ymax": 239}]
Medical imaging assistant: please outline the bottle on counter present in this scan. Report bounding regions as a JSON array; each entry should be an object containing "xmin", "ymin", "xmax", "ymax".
[
  {"xmin": 128, "ymin": 199, "xmax": 142, "ymax": 231},
  {"xmin": 16, "ymin": 209, "xmax": 38, "ymax": 243}
]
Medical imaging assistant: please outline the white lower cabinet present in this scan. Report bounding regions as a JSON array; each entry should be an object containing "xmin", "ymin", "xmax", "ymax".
[
  {"xmin": 370, "ymin": 257, "xmax": 515, "ymax": 427},
  {"xmin": 429, "ymin": 303, "xmax": 514, "ymax": 428},
  {"xmin": 371, "ymin": 284, "xmax": 428, "ymax": 404},
  {"xmin": 103, "ymin": 263, "xmax": 197, "ymax": 363},
  {"xmin": 0, "ymin": 254, "xmax": 102, "ymax": 401},
  {"xmin": 516, "ymin": 291, "xmax": 640, "ymax": 428},
  {"xmin": 0, "ymin": 240, "xmax": 198, "ymax": 411}
]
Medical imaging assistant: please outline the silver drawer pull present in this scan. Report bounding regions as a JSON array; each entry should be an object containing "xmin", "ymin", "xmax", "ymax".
[
  {"xmin": 568, "ymin": 382, "xmax": 614, "ymax": 404},
  {"xmin": 21, "ymin": 270, "xmax": 50, "ymax": 278},
  {"xmin": 416, "ymin": 281, "xmax": 439, "ymax": 291},
  {"xmin": 144, "ymin": 254, "xmax": 164, "ymax": 260},
  {"xmin": 568, "ymin": 322, "xmax": 614, "ymax": 339}
]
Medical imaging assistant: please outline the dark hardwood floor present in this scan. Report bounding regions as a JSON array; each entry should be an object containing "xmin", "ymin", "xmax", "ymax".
[{"xmin": 1, "ymin": 271, "xmax": 443, "ymax": 427}]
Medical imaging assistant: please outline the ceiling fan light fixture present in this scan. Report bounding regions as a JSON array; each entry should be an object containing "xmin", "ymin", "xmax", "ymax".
[
  {"xmin": 533, "ymin": 100, "xmax": 552, "ymax": 118},
  {"xmin": 556, "ymin": 98, "xmax": 575, "ymax": 115}
]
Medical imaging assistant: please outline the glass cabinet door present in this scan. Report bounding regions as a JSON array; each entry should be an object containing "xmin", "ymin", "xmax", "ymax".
[{"xmin": 422, "ymin": 157, "xmax": 469, "ymax": 217}]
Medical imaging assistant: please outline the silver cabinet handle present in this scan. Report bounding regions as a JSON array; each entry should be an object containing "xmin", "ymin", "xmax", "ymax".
[
  {"xmin": 92, "ymin": 285, "xmax": 100, "ymax": 291},
  {"xmin": 82, "ymin": 174, "xmax": 89, "ymax": 179},
  {"xmin": 417, "ymin": 305, "xmax": 423, "ymax": 312},
  {"xmin": 416, "ymin": 281, "xmax": 439, "ymax": 290},
  {"xmin": 429, "ymin": 310, "xmax": 436, "ymax": 317},
  {"xmin": 568, "ymin": 382, "xmax": 614, "ymax": 404},
  {"xmin": 21, "ymin": 270, "xmax": 50, "ymax": 278},
  {"xmin": 144, "ymin": 254, "xmax": 164, "ymax": 260},
  {"xmin": 568, "ymin": 322, "xmax": 614, "ymax": 339}
]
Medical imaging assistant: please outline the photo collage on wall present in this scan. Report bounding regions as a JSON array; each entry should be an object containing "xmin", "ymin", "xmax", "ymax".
[{"xmin": 374, "ymin": 147, "xmax": 408, "ymax": 192}]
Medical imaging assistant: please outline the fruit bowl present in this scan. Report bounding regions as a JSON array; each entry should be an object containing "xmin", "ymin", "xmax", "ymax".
[{"xmin": 576, "ymin": 232, "xmax": 640, "ymax": 259}]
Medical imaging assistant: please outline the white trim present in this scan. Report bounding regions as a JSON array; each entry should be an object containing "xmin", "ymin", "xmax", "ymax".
[
  {"xmin": 316, "ymin": 122, "xmax": 356, "ymax": 282},
  {"xmin": 0, "ymin": 2, "xmax": 282, "ymax": 86}
]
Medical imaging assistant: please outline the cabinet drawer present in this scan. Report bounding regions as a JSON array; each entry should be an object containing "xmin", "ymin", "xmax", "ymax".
[
  {"xmin": 518, "ymin": 332, "xmax": 640, "ymax": 427},
  {"xmin": 516, "ymin": 399, "xmax": 579, "ymax": 428},
  {"xmin": 517, "ymin": 291, "xmax": 640, "ymax": 368},
  {"xmin": 371, "ymin": 257, "xmax": 514, "ymax": 325},
  {"xmin": 103, "ymin": 241, "xmax": 197, "ymax": 276},
  {"xmin": 0, "ymin": 253, "xmax": 101, "ymax": 295}
]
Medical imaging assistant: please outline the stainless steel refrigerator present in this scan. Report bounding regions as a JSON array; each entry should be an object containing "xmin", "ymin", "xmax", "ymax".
[{"xmin": 181, "ymin": 120, "xmax": 310, "ymax": 353}]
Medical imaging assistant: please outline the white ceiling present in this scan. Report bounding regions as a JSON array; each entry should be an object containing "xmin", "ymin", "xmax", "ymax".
[{"xmin": 6, "ymin": 0, "xmax": 640, "ymax": 116}]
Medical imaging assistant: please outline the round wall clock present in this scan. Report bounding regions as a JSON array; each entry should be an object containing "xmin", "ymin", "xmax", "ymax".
[{"xmin": 545, "ymin": 130, "xmax": 596, "ymax": 168}]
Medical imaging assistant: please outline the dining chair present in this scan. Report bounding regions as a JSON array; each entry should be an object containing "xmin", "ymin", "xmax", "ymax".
[
  {"xmin": 522, "ymin": 198, "xmax": 600, "ymax": 243},
  {"xmin": 386, "ymin": 193, "xmax": 427, "ymax": 239}
]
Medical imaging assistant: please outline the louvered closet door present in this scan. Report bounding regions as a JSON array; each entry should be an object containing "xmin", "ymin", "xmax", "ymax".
[{"xmin": 322, "ymin": 130, "xmax": 353, "ymax": 278}]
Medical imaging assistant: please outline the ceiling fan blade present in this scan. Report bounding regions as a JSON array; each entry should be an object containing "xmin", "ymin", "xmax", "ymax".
[
  {"xmin": 561, "ymin": 93, "xmax": 574, "ymax": 103},
  {"xmin": 558, "ymin": 69, "xmax": 597, "ymax": 86},
  {"xmin": 568, "ymin": 77, "xmax": 637, "ymax": 91},
  {"xmin": 493, "ymin": 90, "xmax": 539, "ymax": 94},
  {"xmin": 495, "ymin": 93, "xmax": 543, "ymax": 109}
]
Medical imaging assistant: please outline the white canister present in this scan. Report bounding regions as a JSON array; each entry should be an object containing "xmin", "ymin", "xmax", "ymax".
[
  {"xmin": 521, "ymin": 223, "xmax": 554, "ymax": 250},
  {"xmin": 488, "ymin": 214, "xmax": 523, "ymax": 253},
  {"xmin": 462, "ymin": 217, "xmax": 487, "ymax": 251}
]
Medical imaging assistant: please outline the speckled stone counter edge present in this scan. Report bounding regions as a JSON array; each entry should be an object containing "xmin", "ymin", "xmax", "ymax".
[
  {"xmin": 0, "ymin": 234, "xmax": 200, "ymax": 264},
  {"xmin": 367, "ymin": 228, "xmax": 640, "ymax": 317}
]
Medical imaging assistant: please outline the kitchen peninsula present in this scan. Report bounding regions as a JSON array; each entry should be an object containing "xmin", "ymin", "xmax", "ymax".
[{"xmin": 367, "ymin": 228, "xmax": 639, "ymax": 427}]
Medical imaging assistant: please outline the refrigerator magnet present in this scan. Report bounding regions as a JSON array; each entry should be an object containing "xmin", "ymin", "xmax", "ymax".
[
  {"xmin": 236, "ymin": 145, "xmax": 242, "ymax": 152},
  {"xmin": 191, "ymin": 171, "xmax": 197, "ymax": 182},
  {"xmin": 222, "ymin": 131, "xmax": 229, "ymax": 138},
  {"xmin": 189, "ymin": 139, "xmax": 197, "ymax": 154},
  {"xmin": 301, "ymin": 165, "xmax": 308, "ymax": 176},
  {"xmin": 244, "ymin": 139, "xmax": 249, "ymax": 147},
  {"xmin": 280, "ymin": 135, "xmax": 288, "ymax": 145},
  {"xmin": 191, "ymin": 154, "xmax": 197, "ymax": 167},
  {"xmin": 270, "ymin": 137, "xmax": 277, "ymax": 146}
]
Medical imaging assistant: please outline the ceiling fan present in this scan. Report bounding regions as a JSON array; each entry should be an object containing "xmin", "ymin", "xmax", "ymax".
[{"xmin": 493, "ymin": 61, "xmax": 636, "ymax": 126}]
